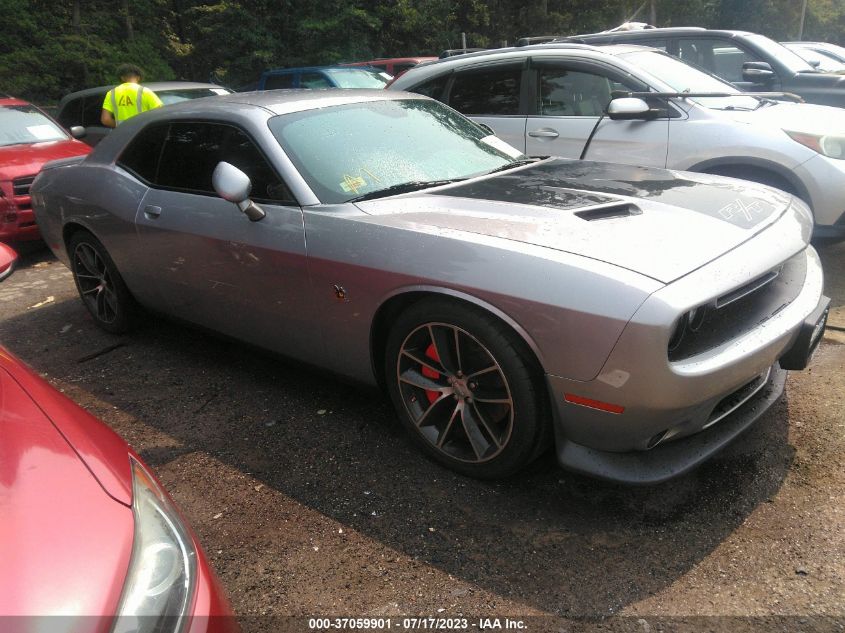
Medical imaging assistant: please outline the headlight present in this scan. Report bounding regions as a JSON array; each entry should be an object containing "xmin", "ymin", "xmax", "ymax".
[
  {"xmin": 785, "ymin": 130, "xmax": 845, "ymax": 159},
  {"xmin": 113, "ymin": 458, "xmax": 197, "ymax": 633}
]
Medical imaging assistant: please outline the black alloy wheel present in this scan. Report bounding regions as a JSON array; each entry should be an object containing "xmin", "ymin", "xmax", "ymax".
[{"xmin": 385, "ymin": 298, "xmax": 549, "ymax": 479}]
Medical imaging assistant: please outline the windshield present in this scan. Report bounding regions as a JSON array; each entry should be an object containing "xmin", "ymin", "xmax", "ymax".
[
  {"xmin": 0, "ymin": 105, "xmax": 67, "ymax": 147},
  {"xmin": 789, "ymin": 47, "xmax": 845, "ymax": 73},
  {"xmin": 269, "ymin": 99, "xmax": 522, "ymax": 203},
  {"xmin": 746, "ymin": 34, "xmax": 816, "ymax": 74},
  {"xmin": 323, "ymin": 69, "xmax": 390, "ymax": 89},
  {"xmin": 158, "ymin": 87, "xmax": 231, "ymax": 105},
  {"xmin": 620, "ymin": 50, "xmax": 762, "ymax": 110}
]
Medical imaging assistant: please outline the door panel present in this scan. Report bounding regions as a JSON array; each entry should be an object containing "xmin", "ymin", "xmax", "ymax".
[
  {"xmin": 524, "ymin": 65, "xmax": 669, "ymax": 166},
  {"xmin": 135, "ymin": 190, "xmax": 317, "ymax": 361}
]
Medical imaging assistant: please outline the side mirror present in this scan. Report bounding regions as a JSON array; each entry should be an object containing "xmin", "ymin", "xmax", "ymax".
[
  {"xmin": 212, "ymin": 161, "xmax": 266, "ymax": 222},
  {"xmin": 742, "ymin": 61, "xmax": 775, "ymax": 84},
  {"xmin": 607, "ymin": 97, "xmax": 656, "ymax": 120},
  {"xmin": 69, "ymin": 126, "xmax": 87, "ymax": 139}
]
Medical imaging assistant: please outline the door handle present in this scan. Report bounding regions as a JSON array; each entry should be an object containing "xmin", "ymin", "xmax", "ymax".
[
  {"xmin": 528, "ymin": 128, "xmax": 559, "ymax": 139},
  {"xmin": 143, "ymin": 205, "xmax": 162, "ymax": 219}
]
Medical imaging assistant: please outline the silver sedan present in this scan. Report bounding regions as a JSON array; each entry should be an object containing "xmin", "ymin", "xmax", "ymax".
[{"xmin": 32, "ymin": 90, "xmax": 829, "ymax": 483}]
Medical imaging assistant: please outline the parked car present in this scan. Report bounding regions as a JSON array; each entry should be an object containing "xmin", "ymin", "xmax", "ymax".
[
  {"xmin": 342, "ymin": 57, "xmax": 437, "ymax": 78},
  {"xmin": 56, "ymin": 82, "xmax": 233, "ymax": 146},
  {"xmin": 559, "ymin": 27, "xmax": 845, "ymax": 108},
  {"xmin": 0, "ymin": 242, "xmax": 237, "ymax": 632},
  {"xmin": 781, "ymin": 42, "xmax": 845, "ymax": 73},
  {"xmin": 0, "ymin": 97, "xmax": 91, "ymax": 242},
  {"xmin": 258, "ymin": 65, "xmax": 390, "ymax": 90},
  {"xmin": 32, "ymin": 90, "xmax": 828, "ymax": 483},
  {"xmin": 389, "ymin": 43, "xmax": 845, "ymax": 238}
]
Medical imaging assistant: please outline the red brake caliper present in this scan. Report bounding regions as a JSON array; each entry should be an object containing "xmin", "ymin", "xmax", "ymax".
[{"xmin": 421, "ymin": 343, "xmax": 441, "ymax": 404}]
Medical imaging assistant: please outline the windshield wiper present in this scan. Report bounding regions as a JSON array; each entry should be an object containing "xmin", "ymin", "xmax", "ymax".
[
  {"xmin": 348, "ymin": 178, "xmax": 467, "ymax": 202},
  {"xmin": 484, "ymin": 158, "xmax": 541, "ymax": 176}
]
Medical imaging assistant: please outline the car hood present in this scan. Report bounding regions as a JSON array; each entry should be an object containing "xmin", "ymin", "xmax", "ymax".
[
  {"xmin": 718, "ymin": 100, "xmax": 845, "ymax": 135},
  {"xmin": 355, "ymin": 159, "xmax": 793, "ymax": 284},
  {"xmin": 0, "ymin": 139, "xmax": 90, "ymax": 182},
  {"xmin": 0, "ymin": 360, "xmax": 133, "ymax": 621}
]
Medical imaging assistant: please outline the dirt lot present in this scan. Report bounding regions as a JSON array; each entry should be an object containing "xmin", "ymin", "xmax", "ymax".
[{"xmin": 1, "ymin": 240, "xmax": 844, "ymax": 632}]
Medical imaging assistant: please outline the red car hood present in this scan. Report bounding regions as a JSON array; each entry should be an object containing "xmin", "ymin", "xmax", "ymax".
[
  {"xmin": 0, "ymin": 139, "xmax": 90, "ymax": 181},
  {"xmin": 0, "ymin": 352, "xmax": 133, "ymax": 622}
]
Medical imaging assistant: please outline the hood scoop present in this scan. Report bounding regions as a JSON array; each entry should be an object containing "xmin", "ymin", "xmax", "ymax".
[{"xmin": 574, "ymin": 202, "xmax": 641, "ymax": 221}]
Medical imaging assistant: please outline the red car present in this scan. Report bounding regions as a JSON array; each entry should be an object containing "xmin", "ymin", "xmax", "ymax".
[
  {"xmin": 341, "ymin": 56, "xmax": 437, "ymax": 77},
  {"xmin": 0, "ymin": 242, "xmax": 237, "ymax": 632},
  {"xmin": 0, "ymin": 97, "xmax": 91, "ymax": 242}
]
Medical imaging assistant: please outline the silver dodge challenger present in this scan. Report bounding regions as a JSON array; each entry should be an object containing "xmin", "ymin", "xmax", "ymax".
[{"xmin": 32, "ymin": 90, "xmax": 829, "ymax": 483}]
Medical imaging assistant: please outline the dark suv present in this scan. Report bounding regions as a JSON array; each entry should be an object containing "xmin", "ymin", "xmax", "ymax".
[{"xmin": 561, "ymin": 27, "xmax": 845, "ymax": 108}]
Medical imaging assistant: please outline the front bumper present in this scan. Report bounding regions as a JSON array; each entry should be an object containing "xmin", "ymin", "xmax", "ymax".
[
  {"xmin": 546, "ymin": 210, "xmax": 825, "ymax": 483},
  {"xmin": 554, "ymin": 363, "xmax": 787, "ymax": 484}
]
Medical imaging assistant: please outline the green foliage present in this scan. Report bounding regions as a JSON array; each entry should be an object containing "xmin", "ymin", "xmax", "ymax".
[{"xmin": 0, "ymin": 0, "xmax": 842, "ymax": 103}]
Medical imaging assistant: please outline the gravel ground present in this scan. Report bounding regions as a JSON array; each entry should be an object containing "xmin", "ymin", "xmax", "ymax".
[{"xmin": 1, "ymin": 240, "xmax": 843, "ymax": 633}]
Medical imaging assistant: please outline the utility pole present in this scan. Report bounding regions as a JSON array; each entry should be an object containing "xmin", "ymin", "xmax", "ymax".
[
  {"xmin": 798, "ymin": 0, "xmax": 808, "ymax": 39},
  {"xmin": 649, "ymin": 0, "xmax": 656, "ymax": 25}
]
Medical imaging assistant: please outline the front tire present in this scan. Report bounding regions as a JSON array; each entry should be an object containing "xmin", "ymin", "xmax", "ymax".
[
  {"xmin": 68, "ymin": 230, "xmax": 137, "ymax": 334},
  {"xmin": 385, "ymin": 298, "xmax": 550, "ymax": 479}
]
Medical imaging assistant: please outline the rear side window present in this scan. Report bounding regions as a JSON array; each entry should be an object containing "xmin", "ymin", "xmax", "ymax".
[
  {"xmin": 82, "ymin": 95, "xmax": 106, "ymax": 127},
  {"xmin": 448, "ymin": 67, "xmax": 521, "ymax": 115},
  {"xmin": 301, "ymin": 72, "xmax": 332, "ymax": 89},
  {"xmin": 57, "ymin": 98, "xmax": 83, "ymax": 128},
  {"xmin": 116, "ymin": 123, "xmax": 168, "ymax": 183},
  {"xmin": 264, "ymin": 74, "xmax": 295, "ymax": 90},
  {"xmin": 409, "ymin": 75, "xmax": 449, "ymax": 101}
]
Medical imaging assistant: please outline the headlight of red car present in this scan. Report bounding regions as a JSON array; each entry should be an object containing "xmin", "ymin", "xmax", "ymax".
[{"xmin": 112, "ymin": 458, "xmax": 197, "ymax": 633}]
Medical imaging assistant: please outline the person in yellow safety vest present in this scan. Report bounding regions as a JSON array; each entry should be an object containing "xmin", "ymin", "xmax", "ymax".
[{"xmin": 100, "ymin": 63, "xmax": 163, "ymax": 128}]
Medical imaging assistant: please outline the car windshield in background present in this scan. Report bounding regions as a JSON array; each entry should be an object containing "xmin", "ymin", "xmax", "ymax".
[
  {"xmin": 620, "ymin": 50, "xmax": 762, "ymax": 111},
  {"xmin": 158, "ymin": 88, "xmax": 231, "ymax": 105},
  {"xmin": 322, "ymin": 69, "xmax": 390, "ymax": 89},
  {"xmin": 269, "ymin": 99, "xmax": 522, "ymax": 203},
  {"xmin": 0, "ymin": 105, "xmax": 67, "ymax": 147},
  {"xmin": 746, "ymin": 34, "xmax": 816, "ymax": 74},
  {"xmin": 791, "ymin": 48, "xmax": 845, "ymax": 73}
]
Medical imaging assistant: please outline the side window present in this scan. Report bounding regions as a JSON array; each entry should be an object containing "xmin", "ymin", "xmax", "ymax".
[
  {"xmin": 223, "ymin": 128, "xmax": 294, "ymax": 202},
  {"xmin": 538, "ymin": 69, "xmax": 615, "ymax": 117},
  {"xmin": 678, "ymin": 39, "xmax": 757, "ymax": 82},
  {"xmin": 82, "ymin": 95, "xmax": 106, "ymax": 127},
  {"xmin": 448, "ymin": 67, "xmax": 521, "ymax": 115},
  {"xmin": 157, "ymin": 122, "xmax": 223, "ymax": 193},
  {"xmin": 264, "ymin": 74, "xmax": 295, "ymax": 90},
  {"xmin": 149, "ymin": 121, "xmax": 294, "ymax": 202},
  {"xmin": 116, "ymin": 123, "xmax": 169, "ymax": 183},
  {"xmin": 408, "ymin": 74, "xmax": 449, "ymax": 101},
  {"xmin": 57, "ymin": 98, "xmax": 83, "ymax": 128},
  {"xmin": 301, "ymin": 72, "xmax": 332, "ymax": 89}
]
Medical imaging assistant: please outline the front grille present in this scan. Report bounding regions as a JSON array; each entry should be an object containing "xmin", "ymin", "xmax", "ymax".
[
  {"xmin": 669, "ymin": 252, "xmax": 807, "ymax": 361},
  {"xmin": 12, "ymin": 175, "xmax": 35, "ymax": 197}
]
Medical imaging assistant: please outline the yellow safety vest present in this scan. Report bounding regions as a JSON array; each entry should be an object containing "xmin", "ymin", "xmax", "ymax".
[{"xmin": 102, "ymin": 83, "xmax": 163, "ymax": 125}]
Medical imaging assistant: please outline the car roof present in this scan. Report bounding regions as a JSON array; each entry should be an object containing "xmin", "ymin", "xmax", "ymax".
[
  {"xmin": 261, "ymin": 65, "xmax": 385, "ymax": 75},
  {"xmin": 58, "ymin": 82, "xmax": 228, "ymax": 104},
  {"xmin": 391, "ymin": 42, "xmax": 652, "ymax": 74},
  {"xmin": 567, "ymin": 27, "xmax": 755, "ymax": 39},
  {"xmin": 154, "ymin": 88, "xmax": 427, "ymax": 117},
  {"xmin": 0, "ymin": 97, "xmax": 32, "ymax": 107}
]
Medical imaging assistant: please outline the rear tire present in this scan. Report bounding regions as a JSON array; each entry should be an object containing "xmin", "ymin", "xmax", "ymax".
[
  {"xmin": 68, "ymin": 230, "xmax": 137, "ymax": 334},
  {"xmin": 385, "ymin": 298, "xmax": 550, "ymax": 479}
]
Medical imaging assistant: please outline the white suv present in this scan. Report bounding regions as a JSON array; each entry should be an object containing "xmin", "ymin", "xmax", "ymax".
[{"xmin": 389, "ymin": 43, "xmax": 845, "ymax": 238}]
